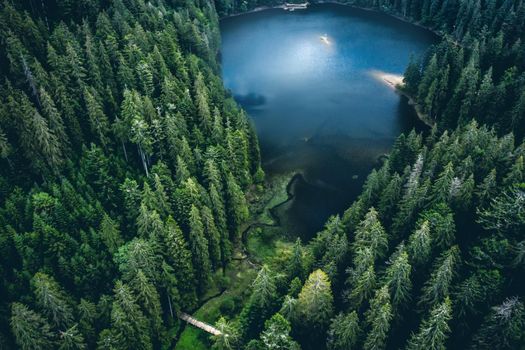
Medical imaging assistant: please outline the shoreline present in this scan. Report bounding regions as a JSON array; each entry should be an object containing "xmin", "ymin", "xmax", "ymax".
[
  {"xmin": 369, "ymin": 70, "xmax": 434, "ymax": 127},
  {"xmin": 220, "ymin": 1, "xmax": 442, "ymax": 39}
]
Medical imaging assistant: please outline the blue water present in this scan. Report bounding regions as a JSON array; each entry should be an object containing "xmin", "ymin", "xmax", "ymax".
[{"xmin": 221, "ymin": 4, "xmax": 437, "ymax": 239}]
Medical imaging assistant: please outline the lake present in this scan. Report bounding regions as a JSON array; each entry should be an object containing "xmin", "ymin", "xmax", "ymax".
[{"xmin": 220, "ymin": 3, "xmax": 437, "ymax": 240}]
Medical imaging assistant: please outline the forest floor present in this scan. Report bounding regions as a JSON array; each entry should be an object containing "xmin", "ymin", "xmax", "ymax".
[{"xmin": 175, "ymin": 173, "xmax": 296, "ymax": 349}]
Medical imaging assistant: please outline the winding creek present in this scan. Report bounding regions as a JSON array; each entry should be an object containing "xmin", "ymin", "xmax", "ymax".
[{"xmin": 221, "ymin": 3, "xmax": 437, "ymax": 240}]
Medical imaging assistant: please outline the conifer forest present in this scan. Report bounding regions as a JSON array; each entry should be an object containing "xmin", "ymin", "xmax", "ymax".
[{"xmin": 0, "ymin": 0, "xmax": 524, "ymax": 349}]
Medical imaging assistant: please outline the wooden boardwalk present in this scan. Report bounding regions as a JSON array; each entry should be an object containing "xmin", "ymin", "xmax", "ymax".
[{"xmin": 179, "ymin": 312, "xmax": 222, "ymax": 336}]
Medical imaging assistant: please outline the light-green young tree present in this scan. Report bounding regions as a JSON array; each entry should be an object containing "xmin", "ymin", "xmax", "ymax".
[{"xmin": 297, "ymin": 269, "xmax": 334, "ymax": 334}]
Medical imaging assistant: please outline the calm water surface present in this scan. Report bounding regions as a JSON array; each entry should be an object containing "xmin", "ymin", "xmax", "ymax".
[{"xmin": 220, "ymin": 4, "xmax": 436, "ymax": 240}]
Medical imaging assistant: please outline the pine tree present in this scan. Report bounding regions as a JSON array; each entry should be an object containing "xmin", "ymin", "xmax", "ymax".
[
  {"xmin": 287, "ymin": 238, "xmax": 305, "ymax": 281},
  {"xmin": 384, "ymin": 244, "xmax": 412, "ymax": 310},
  {"xmin": 130, "ymin": 269, "xmax": 163, "ymax": 336},
  {"xmin": 407, "ymin": 220, "xmax": 432, "ymax": 266},
  {"xmin": 83, "ymin": 87, "xmax": 110, "ymax": 147},
  {"xmin": 470, "ymin": 297, "xmax": 525, "ymax": 349},
  {"xmin": 209, "ymin": 183, "xmax": 231, "ymax": 265},
  {"xmin": 260, "ymin": 313, "xmax": 300, "ymax": 350},
  {"xmin": 19, "ymin": 93, "xmax": 63, "ymax": 174},
  {"xmin": 32, "ymin": 272, "xmax": 74, "ymax": 329},
  {"xmin": 225, "ymin": 172, "xmax": 249, "ymax": 240},
  {"xmin": 354, "ymin": 207, "xmax": 388, "ymax": 261},
  {"xmin": 201, "ymin": 205, "xmax": 222, "ymax": 269},
  {"xmin": 77, "ymin": 299, "xmax": 97, "ymax": 346},
  {"xmin": 251, "ymin": 265, "xmax": 278, "ymax": 308},
  {"xmin": 476, "ymin": 169, "xmax": 497, "ymax": 207},
  {"xmin": 10, "ymin": 303, "xmax": 54, "ymax": 350},
  {"xmin": 58, "ymin": 324, "xmax": 86, "ymax": 350},
  {"xmin": 364, "ymin": 286, "xmax": 393, "ymax": 350},
  {"xmin": 188, "ymin": 204, "xmax": 212, "ymax": 293},
  {"xmin": 419, "ymin": 204, "xmax": 456, "ymax": 250},
  {"xmin": 110, "ymin": 281, "xmax": 152, "ymax": 350},
  {"xmin": 136, "ymin": 203, "xmax": 164, "ymax": 240},
  {"xmin": 478, "ymin": 188, "xmax": 525, "ymax": 236},
  {"xmin": 403, "ymin": 54, "xmax": 421, "ymax": 95},
  {"xmin": 99, "ymin": 213, "xmax": 123, "ymax": 254},
  {"xmin": 115, "ymin": 238, "xmax": 159, "ymax": 284},
  {"xmin": 406, "ymin": 297, "xmax": 452, "ymax": 350},
  {"xmin": 431, "ymin": 162, "xmax": 455, "ymax": 204},
  {"xmin": 419, "ymin": 246, "xmax": 460, "ymax": 308},
  {"xmin": 327, "ymin": 311, "xmax": 361, "ymax": 350},
  {"xmin": 211, "ymin": 317, "xmax": 239, "ymax": 350},
  {"xmin": 164, "ymin": 217, "xmax": 197, "ymax": 309},
  {"xmin": 297, "ymin": 269, "xmax": 334, "ymax": 334},
  {"xmin": 347, "ymin": 263, "xmax": 376, "ymax": 309},
  {"xmin": 503, "ymin": 156, "xmax": 523, "ymax": 187},
  {"xmin": 378, "ymin": 173, "xmax": 402, "ymax": 224},
  {"xmin": 38, "ymin": 87, "xmax": 69, "ymax": 154}
]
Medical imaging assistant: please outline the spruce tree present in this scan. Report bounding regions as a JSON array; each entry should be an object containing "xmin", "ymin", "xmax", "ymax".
[
  {"xmin": 10, "ymin": 303, "xmax": 54, "ymax": 350},
  {"xmin": 188, "ymin": 204, "xmax": 212, "ymax": 293},
  {"xmin": 110, "ymin": 281, "xmax": 152, "ymax": 350},
  {"xmin": 327, "ymin": 311, "xmax": 361, "ymax": 350},
  {"xmin": 297, "ymin": 269, "xmax": 334, "ymax": 334},
  {"xmin": 407, "ymin": 298, "xmax": 452, "ymax": 350},
  {"xmin": 260, "ymin": 313, "xmax": 300, "ymax": 350},
  {"xmin": 364, "ymin": 286, "xmax": 393, "ymax": 350},
  {"xmin": 32, "ymin": 272, "xmax": 74, "ymax": 329},
  {"xmin": 419, "ymin": 246, "xmax": 460, "ymax": 308}
]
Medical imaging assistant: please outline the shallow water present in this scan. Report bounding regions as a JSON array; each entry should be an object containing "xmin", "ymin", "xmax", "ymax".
[{"xmin": 220, "ymin": 4, "xmax": 437, "ymax": 240}]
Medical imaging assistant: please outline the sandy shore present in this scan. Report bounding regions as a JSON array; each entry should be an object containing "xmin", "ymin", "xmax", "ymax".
[
  {"xmin": 369, "ymin": 70, "xmax": 434, "ymax": 127},
  {"xmin": 369, "ymin": 69, "xmax": 405, "ymax": 89}
]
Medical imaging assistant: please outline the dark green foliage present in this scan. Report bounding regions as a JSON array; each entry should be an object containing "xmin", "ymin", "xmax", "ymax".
[
  {"xmin": 285, "ymin": 122, "xmax": 525, "ymax": 349},
  {"xmin": 2, "ymin": 0, "xmax": 525, "ymax": 349},
  {"xmin": 0, "ymin": 0, "xmax": 260, "ymax": 347}
]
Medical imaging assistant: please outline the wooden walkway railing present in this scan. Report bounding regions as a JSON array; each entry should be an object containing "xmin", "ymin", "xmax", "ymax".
[{"xmin": 179, "ymin": 312, "xmax": 222, "ymax": 336}]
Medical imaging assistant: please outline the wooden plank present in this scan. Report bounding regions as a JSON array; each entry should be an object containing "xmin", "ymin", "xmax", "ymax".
[{"xmin": 179, "ymin": 312, "xmax": 223, "ymax": 336}]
